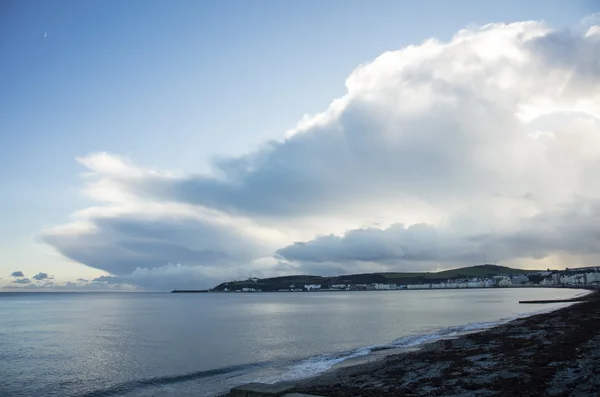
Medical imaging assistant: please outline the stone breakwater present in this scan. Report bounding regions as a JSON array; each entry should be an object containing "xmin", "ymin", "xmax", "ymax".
[{"xmin": 292, "ymin": 291, "xmax": 600, "ymax": 397}]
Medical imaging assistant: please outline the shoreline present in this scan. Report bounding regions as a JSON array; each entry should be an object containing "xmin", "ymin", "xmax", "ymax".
[
  {"xmin": 175, "ymin": 285, "xmax": 595, "ymax": 294},
  {"xmin": 288, "ymin": 288, "xmax": 599, "ymax": 396}
]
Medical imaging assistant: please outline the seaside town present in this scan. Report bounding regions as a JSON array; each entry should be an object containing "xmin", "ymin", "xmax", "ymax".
[{"xmin": 216, "ymin": 266, "xmax": 600, "ymax": 293}]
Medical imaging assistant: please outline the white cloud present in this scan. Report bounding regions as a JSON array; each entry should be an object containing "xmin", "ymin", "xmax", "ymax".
[{"xmin": 41, "ymin": 17, "xmax": 600, "ymax": 289}]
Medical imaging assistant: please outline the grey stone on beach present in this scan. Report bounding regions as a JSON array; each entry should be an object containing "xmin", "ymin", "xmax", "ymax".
[
  {"xmin": 230, "ymin": 382, "xmax": 296, "ymax": 397},
  {"xmin": 421, "ymin": 337, "xmax": 476, "ymax": 352}
]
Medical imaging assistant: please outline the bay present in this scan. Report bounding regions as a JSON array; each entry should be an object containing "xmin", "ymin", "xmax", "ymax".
[{"xmin": 0, "ymin": 288, "xmax": 586, "ymax": 396}]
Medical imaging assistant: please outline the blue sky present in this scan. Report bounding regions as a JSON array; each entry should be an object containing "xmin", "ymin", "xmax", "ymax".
[{"xmin": 1, "ymin": 1, "xmax": 599, "ymax": 290}]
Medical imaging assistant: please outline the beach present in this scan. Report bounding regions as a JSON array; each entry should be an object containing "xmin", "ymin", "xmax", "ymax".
[{"xmin": 288, "ymin": 289, "xmax": 600, "ymax": 396}]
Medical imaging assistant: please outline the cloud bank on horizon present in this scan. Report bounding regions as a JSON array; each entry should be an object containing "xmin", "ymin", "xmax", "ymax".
[{"xmin": 41, "ymin": 18, "xmax": 600, "ymax": 290}]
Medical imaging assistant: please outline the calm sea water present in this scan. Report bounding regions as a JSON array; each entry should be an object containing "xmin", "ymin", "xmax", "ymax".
[{"xmin": 0, "ymin": 288, "xmax": 587, "ymax": 397}]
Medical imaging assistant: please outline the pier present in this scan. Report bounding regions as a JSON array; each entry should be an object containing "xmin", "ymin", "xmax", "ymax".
[{"xmin": 519, "ymin": 297, "xmax": 590, "ymax": 304}]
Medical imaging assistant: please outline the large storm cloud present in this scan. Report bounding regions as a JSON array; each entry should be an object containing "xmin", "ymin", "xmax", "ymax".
[{"xmin": 41, "ymin": 20, "xmax": 600, "ymax": 289}]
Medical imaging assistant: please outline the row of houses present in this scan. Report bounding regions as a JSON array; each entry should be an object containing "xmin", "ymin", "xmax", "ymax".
[
  {"xmin": 234, "ymin": 276, "xmax": 533, "ymax": 292},
  {"xmin": 329, "ymin": 283, "xmax": 395, "ymax": 290},
  {"xmin": 539, "ymin": 271, "xmax": 600, "ymax": 286},
  {"xmin": 304, "ymin": 278, "xmax": 503, "ymax": 291},
  {"xmin": 408, "ymin": 279, "xmax": 497, "ymax": 289}
]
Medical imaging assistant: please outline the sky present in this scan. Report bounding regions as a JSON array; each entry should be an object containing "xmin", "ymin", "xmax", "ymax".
[{"xmin": 1, "ymin": 0, "xmax": 599, "ymax": 291}]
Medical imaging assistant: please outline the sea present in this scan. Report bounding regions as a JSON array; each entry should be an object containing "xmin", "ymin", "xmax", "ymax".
[{"xmin": 0, "ymin": 288, "xmax": 589, "ymax": 397}]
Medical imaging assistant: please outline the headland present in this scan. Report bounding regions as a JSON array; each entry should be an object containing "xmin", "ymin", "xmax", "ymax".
[{"xmin": 198, "ymin": 265, "xmax": 600, "ymax": 294}]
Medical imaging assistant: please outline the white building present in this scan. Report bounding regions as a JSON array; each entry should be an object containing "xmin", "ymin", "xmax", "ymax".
[
  {"xmin": 540, "ymin": 278, "xmax": 556, "ymax": 286},
  {"xmin": 498, "ymin": 278, "xmax": 512, "ymax": 287},
  {"xmin": 373, "ymin": 283, "xmax": 396, "ymax": 290},
  {"xmin": 467, "ymin": 280, "xmax": 484, "ymax": 288},
  {"xmin": 330, "ymin": 284, "xmax": 348, "ymax": 290},
  {"xmin": 304, "ymin": 284, "xmax": 321, "ymax": 291},
  {"xmin": 586, "ymin": 272, "xmax": 600, "ymax": 284},
  {"xmin": 407, "ymin": 284, "xmax": 431, "ymax": 289},
  {"xmin": 560, "ymin": 274, "xmax": 584, "ymax": 285}
]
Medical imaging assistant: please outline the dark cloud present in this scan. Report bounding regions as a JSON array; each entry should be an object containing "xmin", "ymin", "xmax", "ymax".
[
  {"xmin": 527, "ymin": 28, "xmax": 600, "ymax": 92},
  {"xmin": 12, "ymin": 278, "xmax": 31, "ymax": 284},
  {"xmin": 11, "ymin": 271, "xmax": 24, "ymax": 277},
  {"xmin": 76, "ymin": 278, "xmax": 89, "ymax": 283},
  {"xmin": 277, "ymin": 196, "xmax": 600, "ymax": 267},
  {"xmin": 42, "ymin": 214, "xmax": 268, "ymax": 277},
  {"xmin": 277, "ymin": 223, "xmax": 482, "ymax": 265},
  {"xmin": 32, "ymin": 272, "xmax": 52, "ymax": 281}
]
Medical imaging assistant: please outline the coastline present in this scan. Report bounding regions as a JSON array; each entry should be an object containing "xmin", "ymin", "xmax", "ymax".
[{"xmin": 288, "ymin": 288, "xmax": 600, "ymax": 396}]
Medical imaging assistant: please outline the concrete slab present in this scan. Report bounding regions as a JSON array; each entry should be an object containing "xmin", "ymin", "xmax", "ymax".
[{"xmin": 230, "ymin": 382, "xmax": 296, "ymax": 397}]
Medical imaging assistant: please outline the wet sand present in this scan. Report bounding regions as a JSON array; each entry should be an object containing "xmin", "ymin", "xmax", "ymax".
[{"xmin": 294, "ymin": 289, "xmax": 600, "ymax": 396}]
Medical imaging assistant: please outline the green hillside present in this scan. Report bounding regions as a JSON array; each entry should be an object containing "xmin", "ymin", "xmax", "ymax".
[
  {"xmin": 381, "ymin": 264, "xmax": 538, "ymax": 280},
  {"xmin": 436, "ymin": 264, "xmax": 538, "ymax": 278}
]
